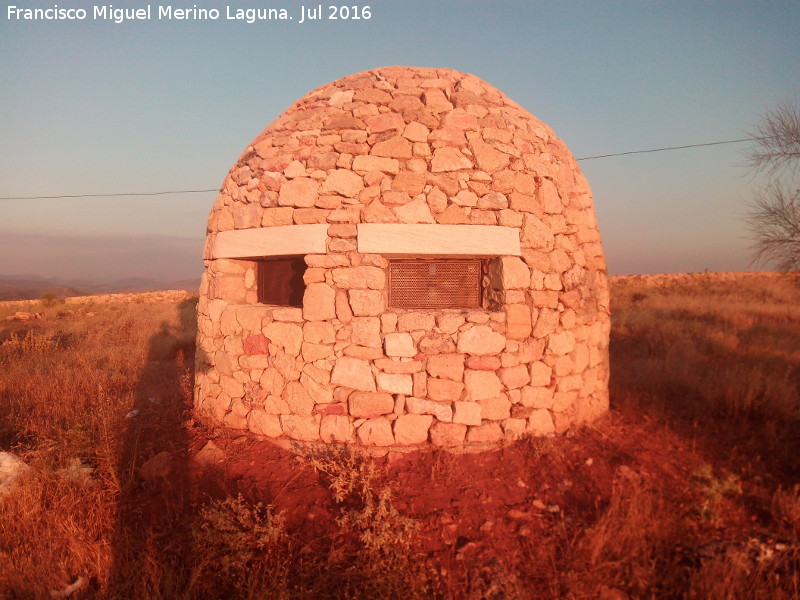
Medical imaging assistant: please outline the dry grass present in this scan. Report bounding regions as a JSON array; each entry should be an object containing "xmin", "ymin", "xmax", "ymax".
[{"xmin": 0, "ymin": 273, "xmax": 798, "ymax": 599}]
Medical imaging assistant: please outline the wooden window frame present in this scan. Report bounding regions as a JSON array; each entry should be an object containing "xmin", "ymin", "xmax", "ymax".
[
  {"xmin": 256, "ymin": 257, "xmax": 307, "ymax": 307},
  {"xmin": 387, "ymin": 259, "xmax": 485, "ymax": 310}
]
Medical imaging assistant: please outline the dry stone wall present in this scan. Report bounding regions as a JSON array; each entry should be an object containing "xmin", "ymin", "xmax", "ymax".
[{"xmin": 195, "ymin": 66, "xmax": 610, "ymax": 449}]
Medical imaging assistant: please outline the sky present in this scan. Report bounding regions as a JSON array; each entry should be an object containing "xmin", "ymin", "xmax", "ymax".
[{"xmin": 1, "ymin": 0, "xmax": 798, "ymax": 282}]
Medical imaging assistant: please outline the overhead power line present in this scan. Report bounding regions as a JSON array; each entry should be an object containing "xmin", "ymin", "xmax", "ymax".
[
  {"xmin": 0, "ymin": 137, "xmax": 757, "ymax": 200},
  {"xmin": 575, "ymin": 137, "xmax": 752, "ymax": 161}
]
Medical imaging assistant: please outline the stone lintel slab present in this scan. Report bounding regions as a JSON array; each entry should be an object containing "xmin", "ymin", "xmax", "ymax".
[
  {"xmin": 211, "ymin": 225, "xmax": 329, "ymax": 259},
  {"xmin": 357, "ymin": 224, "xmax": 521, "ymax": 256}
]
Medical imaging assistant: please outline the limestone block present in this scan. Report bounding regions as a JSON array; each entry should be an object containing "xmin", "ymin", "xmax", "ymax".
[
  {"xmin": 522, "ymin": 215, "xmax": 555, "ymax": 251},
  {"xmin": 259, "ymin": 367, "xmax": 285, "ymax": 396},
  {"xmin": 304, "ymin": 321, "xmax": 336, "ymax": 344},
  {"xmin": 503, "ymin": 418, "xmax": 528, "ymax": 439},
  {"xmin": 278, "ymin": 177, "xmax": 319, "ymax": 207},
  {"xmin": 331, "ymin": 357, "xmax": 376, "ymax": 391},
  {"xmin": 477, "ymin": 394, "xmax": 511, "ymax": 420},
  {"xmin": 220, "ymin": 375, "xmax": 244, "ymax": 399},
  {"xmin": 348, "ymin": 290, "xmax": 384, "ymax": 316},
  {"xmin": 430, "ymin": 422, "xmax": 467, "ymax": 447},
  {"xmin": 505, "ymin": 304, "xmax": 532, "ymax": 340},
  {"xmin": 538, "ymin": 179, "xmax": 562, "ymax": 214},
  {"xmin": 520, "ymin": 386, "xmax": 555, "ymax": 410},
  {"xmin": 320, "ymin": 415, "xmax": 354, "ymax": 443},
  {"xmin": 322, "ymin": 169, "xmax": 364, "ymax": 197},
  {"xmin": 464, "ymin": 370, "xmax": 503, "ymax": 401},
  {"xmin": 335, "ymin": 290, "xmax": 354, "ymax": 323},
  {"xmin": 243, "ymin": 334, "xmax": 270, "ymax": 356},
  {"xmin": 427, "ymin": 378, "xmax": 465, "ymax": 402},
  {"xmin": 529, "ymin": 361, "xmax": 553, "ymax": 387},
  {"xmin": 453, "ymin": 401, "xmax": 482, "ymax": 425},
  {"xmin": 457, "ymin": 325, "xmax": 506, "ymax": 355},
  {"xmin": 357, "ymin": 418, "xmax": 395, "ymax": 446},
  {"xmin": 232, "ymin": 203, "xmax": 261, "ymax": 229},
  {"xmin": 493, "ymin": 256, "xmax": 530, "ymax": 289},
  {"xmin": 402, "ymin": 121, "xmax": 430, "ymax": 143},
  {"xmin": 465, "ymin": 355, "xmax": 502, "ymax": 370},
  {"xmin": 236, "ymin": 306, "xmax": 267, "ymax": 332},
  {"xmin": 528, "ymin": 409, "xmax": 555, "ymax": 435},
  {"xmin": 351, "ymin": 155, "xmax": 400, "ymax": 174},
  {"xmin": 384, "ymin": 332, "xmax": 416, "ymax": 358},
  {"xmin": 358, "ymin": 224, "xmax": 520, "ymax": 256},
  {"xmin": 397, "ymin": 312, "xmax": 436, "ymax": 333},
  {"xmin": 282, "ymin": 381, "xmax": 314, "ymax": 416},
  {"xmin": 394, "ymin": 414, "xmax": 433, "ymax": 445},
  {"xmin": 280, "ymin": 414, "xmax": 321, "ymax": 442},
  {"xmin": 393, "ymin": 198, "xmax": 436, "ymax": 224},
  {"xmin": 350, "ymin": 317, "xmax": 382, "ymax": 348},
  {"xmin": 533, "ymin": 309, "xmax": 559, "ymax": 338},
  {"xmin": 332, "ymin": 266, "xmax": 386, "ymax": 290},
  {"xmin": 263, "ymin": 322, "xmax": 303, "ymax": 357},
  {"xmin": 272, "ymin": 307, "xmax": 304, "ymax": 322},
  {"xmin": 499, "ymin": 365, "xmax": 530, "ymax": 390},
  {"xmin": 224, "ymin": 401, "xmax": 249, "ymax": 430},
  {"xmin": 405, "ymin": 396, "xmax": 453, "ymax": 422},
  {"xmin": 466, "ymin": 423, "xmax": 504, "ymax": 444},
  {"xmin": 248, "ymin": 410, "xmax": 283, "ymax": 437},
  {"xmin": 349, "ymin": 391, "xmax": 395, "ymax": 417},
  {"xmin": 380, "ymin": 313, "xmax": 398, "ymax": 333},
  {"xmin": 303, "ymin": 283, "xmax": 336, "ymax": 321},
  {"xmin": 301, "ymin": 342, "xmax": 333, "ymax": 362},
  {"xmin": 426, "ymin": 353, "xmax": 465, "ymax": 381},
  {"xmin": 548, "ymin": 331, "xmax": 575, "ymax": 356},
  {"xmin": 372, "ymin": 135, "xmax": 413, "ymax": 159},
  {"xmin": 431, "ymin": 147, "xmax": 472, "ymax": 172},
  {"xmin": 364, "ymin": 112, "xmax": 405, "ymax": 133},
  {"xmin": 554, "ymin": 354, "xmax": 574, "ymax": 377},
  {"xmin": 343, "ymin": 345, "xmax": 384, "ymax": 360},
  {"xmin": 374, "ymin": 358, "xmax": 424, "ymax": 374},
  {"xmin": 376, "ymin": 373, "xmax": 413, "ymax": 395},
  {"xmin": 436, "ymin": 313, "xmax": 466, "ymax": 334}
]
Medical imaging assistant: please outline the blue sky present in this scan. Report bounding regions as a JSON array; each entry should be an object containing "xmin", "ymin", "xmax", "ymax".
[{"xmin": 1, "ymin": 0, "xmax": 798, "ymax": 281}]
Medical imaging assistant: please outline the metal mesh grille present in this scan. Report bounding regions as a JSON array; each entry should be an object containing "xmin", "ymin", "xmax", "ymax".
[{"xmin": 388, "ymin": 260, "xmax": 482, "ymax": 309}]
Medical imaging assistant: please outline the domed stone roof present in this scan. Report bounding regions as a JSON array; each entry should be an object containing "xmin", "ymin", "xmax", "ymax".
[{"xmin": 206, "ymin": 66, "xmax": 599, "ymax": 247}]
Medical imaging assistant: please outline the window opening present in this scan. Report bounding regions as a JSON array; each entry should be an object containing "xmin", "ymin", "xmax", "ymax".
[{"xmin": 257, "ymin": 257, "xmax": 306, "ymax": 307}]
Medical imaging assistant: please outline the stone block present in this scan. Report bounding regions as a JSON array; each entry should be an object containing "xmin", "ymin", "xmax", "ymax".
[
  {"xmin": 477, "ymin": 394, "xmax": 511, "ymax": 420},
  {"xmin": 376, "ymin": 373, "xmax": 413, "ymax": 395},
  {"xmin": 320, "ymin": 415, "xmax": 354, "ymax": 443},
  {"xmin": 357, "ymin": 418, "xmax": 395, "ymax": 446},
  {"xmin": 278, "ymin": 177, "xmax": 319, "ymax": 207},
  {"xmin": 282, "ymin": 381, "xmax": 314, "ymax": 416},
  {"xmin": 548, "ymin": 331, "xmax": 575, "ymax": 356},
  {"xmin": 499, "ymin": 364, "xmax": 530, "ymax": 390},
  {"xmin": 505, "ymin": 304, "xmax": 532, "ymax": 340},
  {"xmin": 426, "ymin": 353, "xmax": 465, "ymax": 381},
  {"xmin": 303, "ymin": 283, "xmax": 336, "ymax": 321},
  {"xmin": 405, "ymin": 396, "xmax": 453, "ymax": 422},
  {"xmin": 350, "ymin": 317, "xmax": 382, "ymax": 348},
  {"xmin": 349, "ymin": 391, "xmax": 394, "ymax": 417},
  {"xmin": 453, "ymin": 401, "xmax": 482, "ymax": 425},
  {"xmin": 303, "ymin": 321, "xmax": 336, "ymax": 344},
  {"xmin": 528, "ymin": 409, "xmax": 555, "ymax": 435},
  {"xmin": 248, "ymin": 410, "xmax": 282, "ymax": 437},
  {"xmin": 280, "ymin": 414, "xmax": 321, "ymax": 441},
  {"xmin": 332, "ymin": 266, "xmax": 386, "ymax": 290},
  {"xmin": 331, "ymin": 357, "xmax": 376, "ymax": 391},
  {"xmin": 263, "ymin": 322, "xmax": 303, "ymax": 357},
  {"xmin": 427, "ymin": 378, "xmax": 465, "ymax": 402},
  {"xmin": 457, "ymin": 325, "xmax": 506, "ymax": 355},
  {"xmin": 466, "ymin": 422, "xmax": 504, "ymax": 444},
  {"xmin": 520, "ymin": 386, "xmax": 555, "ymax": 409},
  {"xmin": 348, "ymin": 290, "xmax": 384, "ymax": 316},
  {"xmin": 322, "ymin": 169, "xmax": 364, "ymax": 197},
  {"xmin": 393, "ymin": 414, "xmax": 433, "ymax": 445},
  {"xmin": 430, "ymin": 422, "xmax": 467, "ymax": 447},
  {"xmin": 464, "ymin": 370, "xmax": 502, "ymax": 401},
  {"xmin": 384, "ymin": 332, "xmax": 416, "ymax": 357},
  {"xmin": 398, "ymin": 312, "xmax": 436, "ymax": 332}
]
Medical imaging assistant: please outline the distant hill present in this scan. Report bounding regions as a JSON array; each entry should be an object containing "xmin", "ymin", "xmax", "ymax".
[{"xmin": 0, "ymin": 274, "xmax": 200, "ymax": 301}]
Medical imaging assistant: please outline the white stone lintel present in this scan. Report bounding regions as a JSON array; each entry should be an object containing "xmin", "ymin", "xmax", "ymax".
[
  {"xmin": 357, "ymin": 224, "xmax": 521, "ymax": 256},
  {"xmin": 211, "ymin": 224, "xmax": 329, "ymax": 259}
]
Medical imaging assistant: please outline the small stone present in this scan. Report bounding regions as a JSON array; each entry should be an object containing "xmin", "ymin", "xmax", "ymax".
[
  {"xmin": 357, "ymin": 418, "xmax": 395, "ymax": 446},
  {"xmin": 331, "ymin": 357, "xmax": 376, "ymax": 391},
  {"xmin": 384, "ymin": 332, "xmax": 416, "ymax": 357},
  {"xmin": 376, "ymin": 373, "xmax": 413, "ymax": 395},
  {"xmin": 457, "ymin": 325, "xmax": 506, "ymax": 355},
  {"xmin": 349, "ymin": 391, "xmax": 394, "ymax": 417}
]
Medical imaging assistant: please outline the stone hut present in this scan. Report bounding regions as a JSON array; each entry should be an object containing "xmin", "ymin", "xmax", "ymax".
[{"xmin": 195, "ymin": 66, "xmax": 610, "ymax": 449}]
